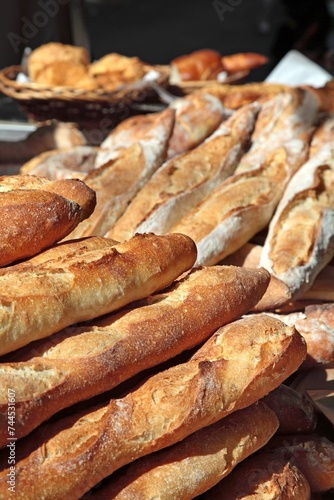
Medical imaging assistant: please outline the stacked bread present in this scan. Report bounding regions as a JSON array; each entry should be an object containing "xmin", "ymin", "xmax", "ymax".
[{"xmin": 1, "ymin": 79, "xmax": 334, "ymax": 498}]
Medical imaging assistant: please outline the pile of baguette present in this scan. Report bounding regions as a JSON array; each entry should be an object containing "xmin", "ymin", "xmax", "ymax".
[{"xmin": 1, "ymin": 80, "xmax": 334, "ymax": 499}]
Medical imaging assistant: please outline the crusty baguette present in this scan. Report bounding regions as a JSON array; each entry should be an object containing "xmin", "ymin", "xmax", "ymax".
[
  {"xmin": 204, "ymin": 450, "xmax": 311, "ymax": 499},
  {"xmin": 166, "ymin": 91, "xmax": 228, "ymax": 158},
  {"xmin": 88, "ymin": 401, "xmax": 278, "ymax": 499},
  {"xmin": 235, "ymin": 89, "xmax": 317, "ymax": 173},
  {"xmin": 262, "ymin": 434, "xmax": 334, "ymax": 493},
  {"xmin": 261, "ymin": 384, "xmax": 317, "ymax": 434},
  {"xmin": 171, "ymin": 138, "xmax": 309, "ymax": 266},
  {"xmin": 0, "ymin": 236, "xmax": 119, "ymax": 276},
  {"xmin": 267, "ymin": 303, "xmax": 334, "ymax": 369},
  {"xmin": 20, "ymin": 145, "xmax": 99, "ymax": 180},
  {"xmin": 260, "ymin": 144, "xmax": 334, "ymax": 299},
  {"xmin": 0, "ymin": 265, "xmax": 270, "ymax": 445},
  {"xmin": 94, "ymin": 107, "xmax": 176, "ymax": 168},
  {"xmin": 221, "ymin": 52, "xmax": 269, "ymax": 73},
  {"xmin": 0, "ymin": 232, "xmax": 196, "ymax": 355},
  {"xmin": 0, "ymin": 174, "xmax": 96, "ymax": 267},
  {"xmin": 65, "ymin": 107, "xmax": 175, "ymax": 238},
  {"xmin": 0, "ymin": 314, "xmax": 306, "ymax": 499},
  {"xmin": 106, "ymin": 102, "xmax": 259, "ymax": 241}
]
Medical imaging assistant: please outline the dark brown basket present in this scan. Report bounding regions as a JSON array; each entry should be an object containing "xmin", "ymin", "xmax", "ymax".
[{"xmin": 0, "ymin": 65, "xmax": 171, "ymax": 131}]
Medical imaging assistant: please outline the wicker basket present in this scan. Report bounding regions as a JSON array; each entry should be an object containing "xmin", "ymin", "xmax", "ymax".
[{"xmin": 0, "ymin": 65, "xmax": 171, "ymax": 130}]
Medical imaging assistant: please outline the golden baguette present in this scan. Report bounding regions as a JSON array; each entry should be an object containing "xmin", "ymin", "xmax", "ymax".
[
  {"xmin": 95, "ymin": 107, "xmax": 177, "ymax": 168},
  {"xmin": 0, "ymin": 174, "xmax": 96, "ymax": 267},
  {"xmin": 20, "ymin": 145, "xmax": 99, "ymax": 180},
  {"xmin": 0, "ymin": 265, "xmax": 270, "ymax": 445},
  {"xmin": 235, "ymin": 88, "xmax": 317, "ymax": 174},
  {"xmin": 260, "ymin": 144, "xmax": 334, "ymax": 299},
  {"xmin": 88, "ymin": 401, "xmax": 279, "ymax": 499},
  {"xmin": 107, "ymin": 102, "xmax": 259, "ymax": 241},
  {"xmin": 171, "ymin": 138, "xmax": 308, "ymax": 266},
  {"xmin": 204, "ymin": 450, "xmax": 311, "ymax": 499},
  {"xmin": 166, "ymin": 91, "xmax": 228, "ymax": 159},
  {"xmin": 0, "ymin": 233, "xmax": 196, "ymax": 356},
  {"xmin": 0, "ymin": 314, "xmax": 306, "ymax": 499},
  {"xmin": 66, "ymin": 107, "xmax": 175, "ymax": 239}
]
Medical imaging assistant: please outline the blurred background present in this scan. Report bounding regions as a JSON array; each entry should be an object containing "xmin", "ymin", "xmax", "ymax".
[{"xmin": 1, "ymin": 0, "xmax": 334, "ymax": 120}]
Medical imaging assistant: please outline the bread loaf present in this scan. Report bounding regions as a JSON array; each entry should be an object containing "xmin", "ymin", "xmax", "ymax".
[
  {"xmin": 65, "ymin": 108, "xmax": 175, "ymax": 238},
  {"xmin": 235, "ymin": 89, "xmax": 317, "ymax": 173},
  {"xmin": 88, "ymin": 402, "xmax": 278, "ymax": 499},
  {"xmin": 0, "ymin": 314, "xmax": 306, "ymax": 498},
  {"xmin": 166, "ymin": 91, "xmax": 228, "ymax": 158},
  {"xmin": 94, "ymin": 107, "xmax": 176, "ymax": 169},
  {"xmin": 261, "ymin": 384, "xmax": 317, "ymax": 434},
  {"xmin": 310, "ymin": 112, "xmax": 334, "ymax": 156},
  {"xmin": 260, "ymin": 144, "xmax": 334, "ymax": 299},
  {"xmin": 20, "ymin": 145, "xmax": 99, "ymax": 180},
  {"xmin": 0, "ymin": 174, "xmax": 96, "ymax": 267},
  {"xmin": 0, "ymin": 232, "xmax": 196, "ymax": 355},
  {"xmin": 169, "ymin": 49, "xmax": 225, "ymax": 83},
  {"xmin": 203, "ymin": 450, "xmax": 311, "ymax": 499},
  {"xmin": 221, "ymin": 52, "xmax": 269, "ymax": 73},
  {"xmin": 171, "ymin": 138, "xmax": 309, "ymax": 266},
  {"xmin": 0, "ymin": 265, "xmax": 270, "ymax": 445},
  {"xmin": 106, "ymin": 102, "xmax": 259, "ymax": 241}
]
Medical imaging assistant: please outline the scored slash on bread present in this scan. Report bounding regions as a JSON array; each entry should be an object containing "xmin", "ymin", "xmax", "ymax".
[
  {"xmin": 260, "ymin": 144, "xmax": 334, "ymax": 299},
  {"xmin": 88, "ymin": 401, "xmax": 278, "ymax": 499},
  {"xmin": 0, "ymin": 232, "xmax": 196, "ymax": 356},
  {"xmin": 107, "ymin": 102, "xmax": 259, "ymax": 242},
  {"xmin": 0, "ymin": 265, "xmax": 270, "ymax": 445},
  {"xmin": 65, "ymin": 107, "xmax": 175, "ymax": 239},
  {"xmin": 0, "ymin": 314, "xmax": 306, "ymax": 499},
  {"xmin": 171, "ymin": 137, "xmax": 309, "ymax": 267},
  {"xmin": 0, "ymin": 174, "xmax": 96, "ymax": 267}
]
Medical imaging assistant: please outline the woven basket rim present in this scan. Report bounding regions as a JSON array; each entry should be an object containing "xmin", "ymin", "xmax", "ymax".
[{"xmin": 0, "ymin": 65, "xmax": 171, "ymax": 103}]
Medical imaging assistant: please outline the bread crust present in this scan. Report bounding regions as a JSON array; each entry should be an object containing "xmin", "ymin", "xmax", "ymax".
[
  {"xmin": 0, "ymin": 233, "xmax": 196, "ymax": 355},
  {"xmin": 260, "ymin": 144, "xmax": 334, "ymax": 299},
  {"xmin": 171, "ymin": 138, "xmax": 308, "ymax": 266},
  {"xmin": 0, "ymin": 314, "xmax": 306, "ymax": 499},
  {"xmin": 107, "ymin": 102, "xmax": 259, "ymax": 241},
  {"xmin": 66, "ymin": 108, "xmax": 175, "ymax": 238},
  {"xmin": 0, "ymin": 175, "xmax": 96, "ymax": 267},
  {"xmin": 0, "ymin": 265, "xmax": 270, "ymax": 445},
  {"xmin": 88, "ymin": 402, "xmax": 278, "ymax": 499}
]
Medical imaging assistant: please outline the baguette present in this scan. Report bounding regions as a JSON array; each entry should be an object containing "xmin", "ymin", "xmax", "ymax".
[
  {"xmin": 106, "ymin": 102, "xmax": 259, "ymax": 241},
  {"xmin": 261, "ymin": 384, "xmax": 317, "ymax": 434},
  {"xmin": 262, "ymin": 434, "xmax": 334, "ymax": 493},
  {"xmin": 260, "ymin": 144, "xmax": 334, "ymax": 299},
  {"xmin": 94, "ymin": 107, "xmax": 176, "ymax": 169},
  {"xmin": 171, "ymin": 138, "xmax": 309, "ymax": 266},
  {"xmin": 0, "ymin": 174, "xmax": 96, "ymax": 267},
  {"xmin": 0, "ymin": 232, "xmax": 196, "ymax": 355},
  {"xmin": 65, "ymin": 107, "xmax": 175, "ymax": 238},
  {"xmin": 0, "ymin": 314, "xmax": 306, "ymax": 499},
  {"xmin": 0, "ymin": 265, "xmax": 270, "ymax": 444},
  {"xmin": 20, "ymin": 145, "xmax": 99, "ymax": 180},
  {"xmin": 204, "ymin": 450, "xmax": 311, "ymax": 499},
  {"xmin": 166, "ymin": 91, "xmax": 228, "ymax": 158},
  {"xmin": 88, "ymin": 401, "xmax": 278, "ymax": 499},
  {"xmin": 235, "ymin": 89, "xmax": 317, "ymax": 173}
]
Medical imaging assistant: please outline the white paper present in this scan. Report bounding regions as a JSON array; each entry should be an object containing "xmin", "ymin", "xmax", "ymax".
[{"xmin": 265, "ymin": 50, "xmax": 332, "ymax": 88}]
